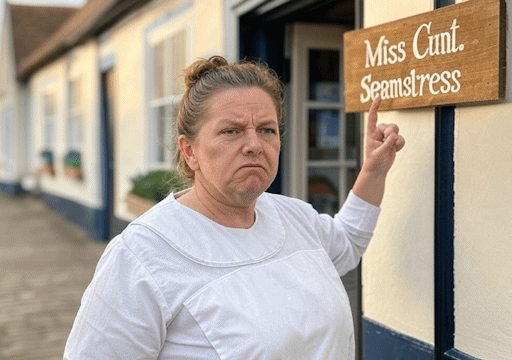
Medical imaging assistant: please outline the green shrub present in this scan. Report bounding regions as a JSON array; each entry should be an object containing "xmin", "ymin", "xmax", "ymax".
[
  {"xmin": 64, "ymin": 150, "xmax": 81, "ymax": 168},
  {"xmin": 40, "ymin": 150, "xmax": 54, "ymax": 164},
  {"xmin": 130, "ymin": 170, "xmax": 189, "ymax": 202}
]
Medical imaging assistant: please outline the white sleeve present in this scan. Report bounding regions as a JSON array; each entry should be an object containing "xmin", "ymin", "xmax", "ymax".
[
  {"xmin": 317, "ymin": 190, "xmax": 381, "ymax": 277},
  {"xmin": 63, "ymin": 236, "xmax": 172, "ymax": 359}
]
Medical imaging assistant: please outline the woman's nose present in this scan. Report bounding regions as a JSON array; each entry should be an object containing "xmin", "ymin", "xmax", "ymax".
[{"xmin": 242, "ymin": 130, "xmax": 263, "ymax": 155}]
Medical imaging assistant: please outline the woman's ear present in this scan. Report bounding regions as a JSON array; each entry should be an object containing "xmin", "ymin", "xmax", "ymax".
[{"xmin": 178, "ymin": 135, "xmax": 199, "ymax": 171}]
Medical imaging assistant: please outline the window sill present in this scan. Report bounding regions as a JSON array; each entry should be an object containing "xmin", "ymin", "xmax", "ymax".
[
  {"xmin": 126, "ymin": 193, "xmax": 157, "ymax": 216},
  {"xmin": 39, "ymin": 164, "xmax": 55, "ymax": 176},
  {"xmin": 64, "ymin": 166, "xmax": 83, "ymax": 180}
]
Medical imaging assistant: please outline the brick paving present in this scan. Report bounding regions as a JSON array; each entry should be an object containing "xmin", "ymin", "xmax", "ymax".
[{"xmin": 0, "ymin": 193, "xmax": 107, "ymax": 360}]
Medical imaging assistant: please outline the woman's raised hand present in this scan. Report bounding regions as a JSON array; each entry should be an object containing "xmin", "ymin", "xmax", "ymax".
[{"xmin": 364, "ymin": 96, "xmax": 405, "ymax": 177}]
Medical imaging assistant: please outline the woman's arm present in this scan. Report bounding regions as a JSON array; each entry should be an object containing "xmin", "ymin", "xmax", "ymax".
[
  {"xmin": 352, "ymin": 97, "xmax": 405, "ymax": 207},
  {"xmin": 64, "ymin": 237, "xmax": 170, "ymax": 359}
]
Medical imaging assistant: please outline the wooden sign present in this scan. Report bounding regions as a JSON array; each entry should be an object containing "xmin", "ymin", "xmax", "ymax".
[{"xmin": 344, "ymin": 0, "xmax": 506, "ymax": 112}]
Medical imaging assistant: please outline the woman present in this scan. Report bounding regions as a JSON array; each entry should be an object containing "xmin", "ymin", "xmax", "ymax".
[{"xmin": 64, "ymin": 56, "xmax": 404, "ymax": 359}]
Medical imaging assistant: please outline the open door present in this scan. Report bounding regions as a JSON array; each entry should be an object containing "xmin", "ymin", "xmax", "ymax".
[{"xmin": 290, "ymin": 23, "xmax": 363, "ymax": 359}]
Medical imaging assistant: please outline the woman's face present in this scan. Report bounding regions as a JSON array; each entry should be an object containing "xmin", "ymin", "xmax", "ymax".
[{"xmin": 185, "ymin": 86, "xmax": 281, "ymax": 207}]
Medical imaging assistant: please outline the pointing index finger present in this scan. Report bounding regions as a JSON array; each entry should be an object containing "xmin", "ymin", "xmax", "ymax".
[{"xmin": 367, "ymin": 96, "xmax": 381, "ymax": 134}]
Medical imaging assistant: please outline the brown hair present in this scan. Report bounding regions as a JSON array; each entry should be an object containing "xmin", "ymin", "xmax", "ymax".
[{"xmin": 174, "ymin": 55, "xmax": 284, "ymax": 181}]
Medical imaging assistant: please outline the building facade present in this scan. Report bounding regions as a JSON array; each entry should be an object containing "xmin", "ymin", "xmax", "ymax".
[
  {"xmin": 225, "ymin": 0, "xmax": 511, "ymax": 359},
  {"xmin": 0, "ymin": 0, "xmax": 510, "ymax": 358},
  {"xmin": 9, "ymin": 0, "xmax": 224, "ymax": 240}
]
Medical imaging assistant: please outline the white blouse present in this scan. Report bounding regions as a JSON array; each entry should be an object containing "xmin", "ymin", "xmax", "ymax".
[{"xmin": 64, "ymin": 191, "xmax": 380, "ymax": 359}]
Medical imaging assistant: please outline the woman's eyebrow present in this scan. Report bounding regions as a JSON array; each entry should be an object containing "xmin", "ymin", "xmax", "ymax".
[
  {"xmin": 216, "ymin": 119, "xmax": 245, "ymax": 127},
  {"xmin": 258, "ymin": 119, "xmax": 278, "ymax": 127}
]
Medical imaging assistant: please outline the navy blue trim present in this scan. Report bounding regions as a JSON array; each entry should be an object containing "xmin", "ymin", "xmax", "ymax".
[
  {"xmin": 444, "ymin": 349, "xmax": 483, "ymax": 360},
  {"xmin": 41, "ymin": 191, "xmax": 105, "ymax": 241},
  {"xmin": 0, "ymin": 182, "xmax": 24, "ymax": 196},
  {"xmin": 434, "ymin": 2, "xmax": 455, "ymax": 360},
  {"xmin": 363, "ymin": 318, "xmax": 434, "ymax": 360},
  {"xmin": 434, "ymin": 105, "xmax": 455, "ymax": 359},
  {"xmin": 435, "ymin": 0, "xmax": 454, "ymax": 7},
  {"xmin": 98, "ymin": 71, "xmax": 112, "ymax": 241}
]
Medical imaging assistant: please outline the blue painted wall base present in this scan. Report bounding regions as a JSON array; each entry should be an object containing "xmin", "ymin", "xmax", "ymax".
[
  {"xmin": 363, "ymin": 318, "xmax": 434, "ymax": 360},
  {"xmin": 42, "ymin": 192, "xmax": 108, "ymax": 241},
  {"xmin": 41, "ymin": 191, "xmax": 131, "ymax": 241},
  {"xmin": 0, "ymin": 182, "xmax": 24, "ymax": 196}
]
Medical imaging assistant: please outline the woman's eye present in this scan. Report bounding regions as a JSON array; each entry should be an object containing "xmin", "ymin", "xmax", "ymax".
[
  {"xmin": 261, "ymin": 128, "xmax": 277, "ymax": 135},
  {"xmin": 222, "ymin": 129, "xmax": 237, "ymax": 135}
]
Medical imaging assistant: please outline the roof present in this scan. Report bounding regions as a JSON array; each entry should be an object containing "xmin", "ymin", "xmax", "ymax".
[
  {"xmin": 10, "ymin": 4, "xmax": 77, "ymax": 71},
  {"xmin": 15, "ymin": 0, "xmax": 152, "ymax": 81}
]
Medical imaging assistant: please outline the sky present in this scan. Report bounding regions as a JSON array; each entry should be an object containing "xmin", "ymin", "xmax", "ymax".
[
  {"xmin": 6, "ymin": 0, "xmax": 85, "ymax": 7},
  {"xmin": 0, "ymin": 0, "xmax": 86, "ymax": 25}
]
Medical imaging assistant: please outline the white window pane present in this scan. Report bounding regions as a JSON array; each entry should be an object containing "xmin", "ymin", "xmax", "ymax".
[
  {"xmin": 171, "ymin": 31, "xmax": 186, "ymax": 95},
  {"xmin": 68, "ymin": 78, "xmax": 82, "ymax": 150},
  {"xmin": 68, "ymin": 115, "xmax": 82, "ymax": 150},
  {"xmin": 44, "ymin": 120, "xmax": 54, "ymax": 149},
  {"xmin": 149, "ymin": 30, "xmax": 186, "ymax": 166},
  {"xmin": 43, "ymin": 93, "xmax": 56, "ymax": 149},
  {"xmin": 152, "ymin": 104, "xmax": 175, "ymax": 164},
  {"xmin": 157, "ymin": 106, "xmax": 165, "ymax": 162},
  {"xmin": 153, "ymin": 41, "xmax": 164, "ymax": 99},
  {"xmin": 1, "ymin": 109, "xmax": 13, "ymax": 171},
  {"xmin": 69, "ymin": 79, "xmax": 81, "ymax": 110},
  {"xmin": 44, "ymin": 93, "xmax": 56, "ymax": 116}
]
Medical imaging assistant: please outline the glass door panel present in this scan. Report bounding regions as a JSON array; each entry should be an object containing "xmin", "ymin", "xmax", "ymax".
[
  {"xmin": 309, "ymin": 50, "xmax": 340, "ymax": 102},
  {"xmin": 308, "ymin": 167, "xmax": 339, "ymax": 216},
  {"xmin": 345, "ymin": 112, "xmax": 359, "ymax": 161},
  {"xmin": 291, "ymin": 24, "xmax": 362, "ymax": 360},
  {"xmin": 308, "ymin": 109, "xmax": 340, "ymax": 161}
]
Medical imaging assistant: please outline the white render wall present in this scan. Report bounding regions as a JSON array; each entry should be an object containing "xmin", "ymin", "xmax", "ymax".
[
  {"xmin": 29, "ymin": 40, "xmax": 102, "ymax": 209},
  {"xmin": 363, "ymin": 0, "xmax": 512, "ymax": 356},
  {"xmin": 362, "ymin": 0, "xmax": 435, "ymax": 345},
  {"xmin": 26, "ymin": 0, "xmax": 223, "ymax": 220},
  {"xmin": 0, "ymin": 8, "xmax": 25, "ymax": 183},
  {"xmin": 453, "ymin": 0, "xmax": 512, "ymax": 358},
  {"xmin": 98, "ymin": 0, "xmax": 224, "ymax": 221}
]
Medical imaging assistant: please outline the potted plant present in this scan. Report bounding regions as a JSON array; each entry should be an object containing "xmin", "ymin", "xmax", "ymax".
[
  {"xmin": 126, "ymin": 170, "xmax": 189, "ymax": 216},
  {"xmin": 39, "ymin": 150, "xmax": 55, "ymax": 176},
  {"xmin": 64, "ymin": 150, "xmax": 83, "ymax": 180}
]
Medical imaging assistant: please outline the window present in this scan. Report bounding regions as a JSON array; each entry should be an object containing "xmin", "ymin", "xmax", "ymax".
[
  {"xmin": 67, "ymin": 77, "xmax": 82, "ymax": 151},
  {"xmin": 149, "ymin": 29, "xmax": 186, "ymax": 166},
  {"xmin": 43, "ymin": 92, "xmax": 56, "ymax": 151},
  {"xmin": 1, "ymin": 108, "xmax": 13, "ymax": 172}
]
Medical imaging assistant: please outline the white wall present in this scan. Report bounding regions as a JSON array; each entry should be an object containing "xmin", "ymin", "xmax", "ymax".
[
  {"xmin": 0, "ymin": 6, "xmax": 23, "ymax": 183},
  {"xmin": 29, "ymin": 40, "xmax": 102, "ymax": 208},
  {"xmin": 363, "ymin": 0, "xmax": 512, "ymax": 356},
  {"xmin": 362, "ymin": 0, "xmax": 435, "ymax": 345},
  {"xmin": 453, "ymin": 1, "xmax": 512, "ymax": 358},
  {"xmin": 98, "ymin": 0, "xmax": 224, "ymax": 221}
]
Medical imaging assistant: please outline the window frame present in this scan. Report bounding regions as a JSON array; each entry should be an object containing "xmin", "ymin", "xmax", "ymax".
[
  {"xmin": 146, "ymin": 24, "xmax": 190, "ymax": 170},
  {"xmin": 1, "ymin": 107, "xmax": 14, "ymax": 172},
  {"xmin": 42, "ymin": 89, "xmax": 57, "ymax": 153},
  {"xmin": 67, "ymin": 75, "xmax": 83, "ymax": 152}
]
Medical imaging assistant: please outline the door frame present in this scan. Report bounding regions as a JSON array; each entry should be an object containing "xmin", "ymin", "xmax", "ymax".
[{"xmin": 99, "ymin": 65, "xmax": 116, "ymax": 240}]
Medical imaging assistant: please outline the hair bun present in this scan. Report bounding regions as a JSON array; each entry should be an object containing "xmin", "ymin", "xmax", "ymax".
[{"xmin": 184, "ymin": 56, "xmax": 229, "ymax": 89}]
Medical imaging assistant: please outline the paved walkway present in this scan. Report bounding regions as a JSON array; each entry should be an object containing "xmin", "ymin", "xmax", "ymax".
[{"xmin": 0, "ymin": 192, "xmax": 107, "ymax": 360}]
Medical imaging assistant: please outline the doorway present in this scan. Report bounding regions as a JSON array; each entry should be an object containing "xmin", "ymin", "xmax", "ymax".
[
  {"xmin": 236, "ymin": 1, "xmax": 362, "ymax": 357},
  {"xmin": 289, "ymin": 23, "xmax": 362, "ymax": 359}
]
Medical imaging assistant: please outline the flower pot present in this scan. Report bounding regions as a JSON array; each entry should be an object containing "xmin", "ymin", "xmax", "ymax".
[
  {"xmin": 64, "ymin": 166, "xmax": 83, "ymax": 180},
  {"xmin": 39, "ymin": 163, "xmax": 55, "ymax": 176},
  {"xmin": 126, "ymin": 193, "xmax": 157, "ymax": 216}
]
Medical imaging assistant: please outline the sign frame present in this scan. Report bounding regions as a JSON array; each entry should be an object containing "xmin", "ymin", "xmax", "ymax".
[{"xmin": 343, "ymin": 0, "xmax": 506, "ymax": 112}]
